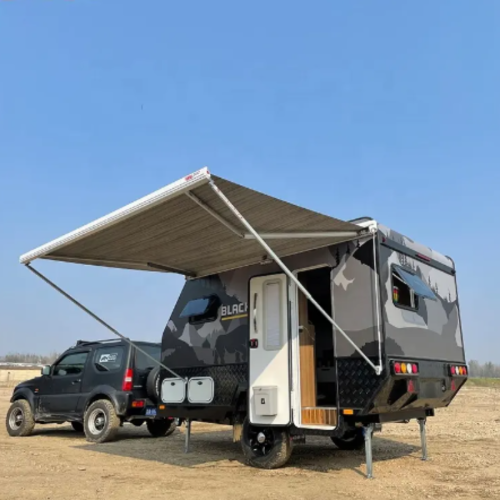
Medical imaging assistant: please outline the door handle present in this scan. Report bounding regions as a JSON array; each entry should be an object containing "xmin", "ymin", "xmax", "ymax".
[{"xmin": 72, "ymin": 379, "xmax": 81, "ymax": 384}]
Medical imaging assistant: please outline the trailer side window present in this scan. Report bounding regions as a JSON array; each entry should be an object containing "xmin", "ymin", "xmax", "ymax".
[
  {"xmin": 180, "ymin": 295, "xmax": 221, "ymax": 324},
  {"xmin": 392, "ymin": 265, "xmax": 437, "ymax": 310}
]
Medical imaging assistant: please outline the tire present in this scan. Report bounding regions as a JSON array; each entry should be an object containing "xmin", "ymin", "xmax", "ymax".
[
  {"xmin": 84, "ymin": 399, "xmax": 120, "ymax": 443},
  {"xmin": 331, "ymin": 428, "xmax": 365, "ymax": 450},
  {"xmin": 5, "ymin": 400, "xmax": 35, "ymax": 437},
  {"xmin": 146, "ymin": 367, "xmax": 161, "ymax": 403},
  {"xmin": 71, "ymin": 421, "xmax": 84, "ymax": 433},
  {"xmin": 241, "ymin": 418, "xmax": 293, "ymax": 469},
  {"xmin": 146, "ymin": 418, "xmax": 176, "ymax": 437}
]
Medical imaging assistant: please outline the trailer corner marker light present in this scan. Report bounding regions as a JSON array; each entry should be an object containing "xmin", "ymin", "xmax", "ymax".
[
  {"xmin": 343, "ymin": 409, "xmax": 354, "ymax": 415},
  {"xmin": 394, "ymin": 362, "xmax": 401, "ymax": 374},
  {"xmin": 159, "ymin": 405, "xmax": 165, "ymax": 410},
  {"xmin": 401, "ymin": 363, "xmax": 407, "ymax": 374}
]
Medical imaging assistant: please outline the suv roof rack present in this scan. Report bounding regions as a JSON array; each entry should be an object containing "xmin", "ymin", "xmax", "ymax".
[{"xmin": 75, "ymin": 339, "xmax": 125, "ymax": 347}]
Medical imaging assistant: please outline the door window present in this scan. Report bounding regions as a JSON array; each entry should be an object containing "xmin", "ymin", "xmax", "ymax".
[{"xmin": 53, "ymin": 352, "xmax": 88, "ymax": 377}]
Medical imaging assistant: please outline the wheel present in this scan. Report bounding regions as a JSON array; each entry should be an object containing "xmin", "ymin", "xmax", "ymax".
[
  {"xmin": 146, "ymin": 418, "xmax": 176, "ymax": 437},
  {"xmin": 240, "ymin": 418, "xmax": 293, "ymax": 469},
  {"xmin": 331, "ymin": 428, "xmax": 365, "ymax": 450},
  {"xmin": 84, "ymin": 399, "xmax": 120, "ymax": 443},
  {"xmin": 71, "ymin": 421, "xmax": 84, "ymax": 433},
  {"xmin": 146, "ymin": 367, "xmax": 161, "ymax": 403},
  {"xmin": 5, "ymin": 400, "xmax": 35, "ymax": 437}
]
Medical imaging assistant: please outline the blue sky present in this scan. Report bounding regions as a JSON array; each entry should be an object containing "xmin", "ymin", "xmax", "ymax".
[{"xmin": 0, "ymin": 1, "xmax": 498, "ymax": 362}]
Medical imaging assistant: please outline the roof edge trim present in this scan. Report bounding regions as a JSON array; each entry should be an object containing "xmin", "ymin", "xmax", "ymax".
[{"xmin": 19, "ymin": 167, "xmax": 211, "ymax": 264}]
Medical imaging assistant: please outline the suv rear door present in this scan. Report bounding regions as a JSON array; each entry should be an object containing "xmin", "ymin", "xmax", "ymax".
[{"xmin": 132, "ymin": 344, "xmax": 161, "ymax": 400}]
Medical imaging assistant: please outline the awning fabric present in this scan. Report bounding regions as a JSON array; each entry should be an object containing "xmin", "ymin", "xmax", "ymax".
[{"xmin": 20, "ymin": 168, "xmax": 364, "ymax": 278}]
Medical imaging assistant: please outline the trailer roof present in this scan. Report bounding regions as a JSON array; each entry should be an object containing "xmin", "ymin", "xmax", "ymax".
[{"xmin": 20, "ymin": 168, "xmax": 365, "ymax": 278}]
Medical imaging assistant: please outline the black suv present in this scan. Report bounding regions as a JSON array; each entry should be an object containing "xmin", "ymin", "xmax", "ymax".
[{"xmin": 5, "ymin": 339, "xmax": 174, "ymax": 443}]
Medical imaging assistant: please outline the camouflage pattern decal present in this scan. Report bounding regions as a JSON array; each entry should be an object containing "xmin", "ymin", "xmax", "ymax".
[
  {"xmin": 331, "ymin": 238, "xmax": 380, "ymax": 358},
  {"xmin": 378, "ymin": 224, "xmax": 454, "ymax": 269},
  {"xmin": 380, "ymin": 240, "xmax": 465, "ymax": 363},
  {"xmin": 161, "ymin": 225, "xmax": 464, "ymax": 369}
]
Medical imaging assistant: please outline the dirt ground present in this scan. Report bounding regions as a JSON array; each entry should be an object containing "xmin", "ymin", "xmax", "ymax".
[{"xmin": 1, "ymin": 386, "xmax": 499, "ymax": 500}]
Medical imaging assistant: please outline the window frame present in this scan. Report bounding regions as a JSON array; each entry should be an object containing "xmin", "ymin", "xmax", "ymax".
[
  {"xmin": 52, "ymin": 351, "xmax": 89, "ymax": 377},
  {"xmin": 180, "ymin": 295, "xmax": 221, "ymax": 325},
  {"xmin": 390, "ymin": 264, "xmax": 421, "ymax": 312},
  {"xmin": 93, "ymin": 345, "xmax": 126, "ymax": 373}
]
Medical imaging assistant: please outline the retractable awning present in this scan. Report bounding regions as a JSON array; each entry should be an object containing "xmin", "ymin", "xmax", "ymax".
[{"xmin": 20, "ymin": 168, "xmax": 365, "ymax": 278}]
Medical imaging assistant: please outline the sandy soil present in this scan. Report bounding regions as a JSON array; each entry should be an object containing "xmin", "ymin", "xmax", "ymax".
[{"xmin": 1, "ymin": 385, "xmax": 499, "ymax": 500}]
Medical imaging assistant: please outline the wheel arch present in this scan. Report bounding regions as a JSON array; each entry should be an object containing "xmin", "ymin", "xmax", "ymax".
[
  {"xmin": 10, "ymin": 389, "xmax": 35, "ymax": 412},
  {"xmin": 83, "ymin": 386, "xmax": 126, "ymax": 415}
]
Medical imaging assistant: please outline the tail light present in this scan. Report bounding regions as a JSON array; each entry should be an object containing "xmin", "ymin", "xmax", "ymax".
[
  {"xmin": 391, "ymin": 360, "xmax": 419, "ymax": 376},
  {"xmin": 131, "ymin": 400, "xmax": 145, "ymax": 408},
  {"xmin": 122, "ymin": 368, "xmax": 133, "ymax": 391},
  {"xmin": 448, "ymin": 364, "xmax": 467, "ymax": 378}
]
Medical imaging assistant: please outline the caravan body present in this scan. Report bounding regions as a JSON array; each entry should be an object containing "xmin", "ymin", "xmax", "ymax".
[
  {"xmin": 19, "ymin": 168, "xmax": 466, "ymax": 471},
  {"xmin": 158, "ymin": 220, "xmax": 465, "ymax": 431}
]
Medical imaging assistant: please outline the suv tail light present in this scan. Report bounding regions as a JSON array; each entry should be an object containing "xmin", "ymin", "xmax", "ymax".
[{"xmin": 122, "ymin": 368, "xmax": 133, "ymax": 391}]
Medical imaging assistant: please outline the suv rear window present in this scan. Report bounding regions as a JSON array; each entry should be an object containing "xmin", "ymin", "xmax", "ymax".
[
  {"xmin": 94, "ymin": 346, "xmax": 125, "ymax": 372},
  {"xmin": 135, "ymin": 345, "xmax": 161, "ymax": 371}
]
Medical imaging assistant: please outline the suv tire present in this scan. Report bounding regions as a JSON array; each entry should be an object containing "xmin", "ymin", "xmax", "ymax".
[
  {"xmin": 6, "ymin": 400, "xmax": 35, "ymax": 437},
  {"xmin": 146, "ymin": 419, "xmax": 176, "ymax": 437},
  {"xmin": 84, "ymin": 399, "xmax": 120, "ymax": 443}
]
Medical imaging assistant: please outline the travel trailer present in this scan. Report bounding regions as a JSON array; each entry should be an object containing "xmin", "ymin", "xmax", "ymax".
[{"xmin": 20, "ymin": 168, "xmax": 467, "ymax": 477}]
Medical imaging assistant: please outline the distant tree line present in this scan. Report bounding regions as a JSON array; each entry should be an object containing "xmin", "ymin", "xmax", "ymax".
[
  {"xmin": 0, "ymin": 352, "xmax": 60, "ymax": 365},
  {"xmin": 468, "ymin": 360, "xmax": 500, "ymax": 378}
]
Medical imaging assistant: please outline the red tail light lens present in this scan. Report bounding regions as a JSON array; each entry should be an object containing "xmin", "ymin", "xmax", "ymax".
[
  {"xmin": 463, "ymin": 366, "xmax": 467, "ymax": 376},
  {"xmin": 451, "ymin": 366, "xmax": 456, "ymax": 375},
  {"xmin": 412, "ymin": 363, "xmax": 418, "ymax": 374},
  {"xmin": 131, "ymin": 400, "xmax": 145, "ymax": 408},
  {"xmin": 122, "ymin": 368, "xmax": 133, "ymax": 391},
  {"xmin": 394, "ymin": 362, "xmax": 401, "ymax": 374}
]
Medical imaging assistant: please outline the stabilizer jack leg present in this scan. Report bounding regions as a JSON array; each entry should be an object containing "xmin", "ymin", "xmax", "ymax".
[
  {"xmin": 364, "ymin": 424, "xmax": 375, "ymax": 479},
  {"xmin": 184, "ymin": 418, "xmax": 191, "ymax": 453},
  {"xmin": 418, "ymin": 418, "xmax": 428, "ymax": 461}
]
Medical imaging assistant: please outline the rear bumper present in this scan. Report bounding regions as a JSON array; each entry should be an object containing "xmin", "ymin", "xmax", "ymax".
[{"xmin": 341, "ymin": 359, "xmax": 467, "ymax": 423}]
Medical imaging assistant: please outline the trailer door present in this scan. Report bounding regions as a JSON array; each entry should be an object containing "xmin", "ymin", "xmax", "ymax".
[{"xmin": 249, "ymin": 274, "xmax": 291, "ymax": 426}]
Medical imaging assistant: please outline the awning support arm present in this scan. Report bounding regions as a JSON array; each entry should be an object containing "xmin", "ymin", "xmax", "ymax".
[
  {"xmin": 185, "ymin": 191, "xmax": 244, "ymax": 238},
  {"xmin": 208, "ymin": 180, "xmax": 383, "ymax": 376},
  {"xmin": 25, "ymin": 264, "xmax": 186, "ymax": 381}
]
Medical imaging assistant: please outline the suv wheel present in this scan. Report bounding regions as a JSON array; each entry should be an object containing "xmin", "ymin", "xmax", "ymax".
[
  {"xmin": 6, "ymin": 400, "xmax": 35, "ymax": 437},
  {"xmin": 84, "ymin": 400, "xmax": 120, "ymax": 443},
  {"xmin": 146, "ymin": 418, "xmax": 176, "ymax": 437}
]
